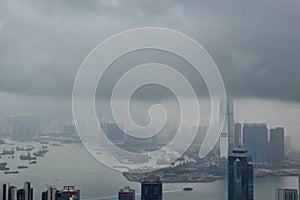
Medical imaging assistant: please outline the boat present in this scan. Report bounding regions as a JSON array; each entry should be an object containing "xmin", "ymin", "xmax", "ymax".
[
  {"xmin": 0, "ymin": 167, "xmax": 10, "ymax": 170},
  {"xmin": 16, "ymin": 145, "xmax": 24, "ymax": 151},
  {"xmin": 33, "ymin": 149, "xmax": 49, "ymax": 157},
  {"xmin": 0, "ymin": 147, "xmax": 15, "ymax": 155},
  {"xmin": 24, "ymin": 146, "xmax": 35, "ymax": 151},
  {"xmin": 29, "ymin": 160, "xmax": 37, "ymax": 164},
  {"xmin": 19, "ymin": 152, "xmax": 37, "ymax": 160},
  {"xmin": 17, "ymin": 165, "xmax": 28, "ymax": 169},
  {"xmin": 4, "ymin": 171, "xmax": 19, "ymax": 174},
  {"xmin": 183, "ymin": 187, "xmax": 193, "ymax": 191}
]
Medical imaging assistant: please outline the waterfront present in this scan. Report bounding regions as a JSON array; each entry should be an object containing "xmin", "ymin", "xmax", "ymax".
[{"xmin": 0, "ymin": 141, "xmax": 299, "ymax": 200}]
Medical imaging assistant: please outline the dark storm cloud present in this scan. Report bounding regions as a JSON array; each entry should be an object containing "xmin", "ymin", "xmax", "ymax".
[{"xmin": 0, "ymin": 0, "xmax": 299, "ymax": 101}]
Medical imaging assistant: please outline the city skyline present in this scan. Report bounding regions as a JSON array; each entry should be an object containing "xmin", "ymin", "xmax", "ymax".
[{"xmin": 1, "ymin": 0, "xmax": 300, "ymax": 200}]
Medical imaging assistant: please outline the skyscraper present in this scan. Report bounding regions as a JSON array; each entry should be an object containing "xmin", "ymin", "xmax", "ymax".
[
  {"xmin": 141, "ymin": 173, "xmax": 162, "ymax": 200},
  {"xmin": 24, "ymin": 182, "xmax": 33, "ymax": 200},
  {"xmin": 235, "ymin": 123, "xmax": 242, "ymax": 148},
  {"xmin": 243, "ymin": 123, "xmax": 268, "ymax": 168},
  {"xmin": 228, "ymin": 149, "xmax": 254, "ymax": 200},
  {"xmin": 9, "ymin": 186, "xmax": 18, "ymax": 200},
  {"xmin": 0, "ymin": 183, "xmax": 9, "ymax": 200},
  {"xmin": 269, "ymin": 127, "xmax": 285, "ymax": 166},
  {"xmin": 285, "ymin": 136, "xmax": 292, "ymax": 156},
  {"xmin": 118, "ymin": 186, "xmax": 135, "ymax": 200},
  {"xmin": 42, "ymin": 186, "xmax": 57, "ymax": 200},
  {"xmin": 276, "ymin": 189, "xmax": 298, "ymax": 200},
  {"xmin": 220, "ymin": 98, "xmax": 235, "ymax": 159}
]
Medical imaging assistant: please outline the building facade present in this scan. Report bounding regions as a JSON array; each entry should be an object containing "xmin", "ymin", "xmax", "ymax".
[
  {"xmin": 141, "ymin": 173, "xmax": 162, "ymax": 200},
  {"xmin": 243, "ymin": 123, "xmax": 268, "ymax": 168},
  {"xmin": 42, "ymin": 187, "xmax": 57, "ymax": 200},
  {"xmin": 269, "ymin": 127, "xmax": 285, "ymax": 166},
  {"xmin": 275, "ymin": 189, "xmax": 298, "ymax": 200},
  {"xmin": 235, "ymin": 123, "xmax": 242, "ymax": 148},
  {"xmin": 220, "ymin": 98, "xmax": 235, "ymax": 159},
  {"xmin": 228, "ymin": 149, "xmax": 254, "ymax": 200},
  {"xmin": 24, "ymin": 182, "xmax": 32, "ymax": 200},
  {"xmin": 0, "ymin": 182, "xmax": 32, "ymax": 200},
  {"xmin": 0, "ymin": 183, "xmax": 10, "ymax": 200},
  {"xmin": 118, "ymin": 186, "xmax": 135, "ymax": 200}
]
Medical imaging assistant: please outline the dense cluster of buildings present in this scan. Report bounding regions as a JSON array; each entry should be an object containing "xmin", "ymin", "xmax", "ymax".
[
  {"xmin": 1, "ymin": 163, "xmax": 300, "ymax": 200},
  {"xmin": 0, "ymin": 182, "xmax": 33, "ymax": 200},
  {"xmin": 118, "ymin": 173, "xmax": 162, "ymax": 200},
  {"xmin": 0, "ymin": 183, "xmax": 79, "ymax": 200},
  {"xmin": 219, "ymin": 99, "xmax": 288, "ymax": 168},
  {"xmin": 0, "ymin": 100, "xmax": 297, "ymax": 200},
  {"xmin": 0, "ymin": 115, "xmax": 79, "ymax": 139}
]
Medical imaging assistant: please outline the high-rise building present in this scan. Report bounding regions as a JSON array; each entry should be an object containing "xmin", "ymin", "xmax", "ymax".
[
  {"xmin": 243, "ymin": 123, "xmax": 268, "ymax": 168},
  {"xmin": 285, "ymin": 136, "xmax": 292, "ymax": 156},
  {"xmin": 0, "ymin": 182, "xmax": 33, "ymax": 200},
  {"xmin": 17, "ymin": 189, "xmax": 25, "ymax": 200},
  {"xmin": 141, "ymin": 173, "xmax": 162, "ymax": 200},
  {"xmin": 8, "ymin": 115, "xmax": 43, "ymax": 138},
  {"xmin": 298, "ymin": 175, "xmax": 300, "ymax": 200},
  {"xmin": 42, "ymin": 187, "xmax": 57, "ymax": 200},
  {"xmin": 24, "ymin": 182, "xmax": 33, "ymax": 200},
  {"xmin": 220, "ymin": 98, "xmax": 235, "ymax": 159},
  {"xmin": 269, "ymin": 127, "xmax": 285, "ymax": 166},
  {"xmin": 228, "ymin": 149, "xmax": 254, "ymax": 200},
  {"xmin": 9, "ymin": 186, "xmax": 18, "ymax": 200},
  {"xmin": 0, "ymin": 183, "xmax": 10, "ymax": 200},
  {"xmin": 118, "ymin": 186, "xmax": 135, "ymax": 200},
  {"xmin": 57, "ymin": 186, "xmax": 80, "ymax": 200},
  {"xmin": 235, "ymin": 123, "xmax": 242, "ymax": 148},
  {"xmin": 276, "ymin": 189, "xmax": 298, "ymax": 200}
]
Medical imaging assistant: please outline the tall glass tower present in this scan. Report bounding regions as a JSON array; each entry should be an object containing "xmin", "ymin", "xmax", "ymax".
[
  {"xmin": 220, "ymin": 98, "xmax": 235, "ymax": 159},
  {"xmin": 228, "ymin": 149, "xmax": 254, "ymax": 200},
  {"xmin": 141, "ymin": 173, "xmax": 162, "ymax": 200},
  {"xmin": 243, "ymin": 123, "xmax": 268, "ymax": 168}
]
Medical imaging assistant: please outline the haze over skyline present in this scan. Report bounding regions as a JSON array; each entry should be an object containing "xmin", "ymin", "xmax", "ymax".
[{"xmin": 0, "ymin": 1, "xmax": 299, "ymax": 146}]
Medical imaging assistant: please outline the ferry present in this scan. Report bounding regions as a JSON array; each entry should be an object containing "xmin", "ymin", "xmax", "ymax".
[
  {"xmin": 4, "ymin": 171, "xmax": 19, "ymax": 174},
  {"xmin": 183, "ymin": 187, "xmax": 193, "ymax": 191},
  {"xmin": 17, "ymin": 165, "xmax": 28, "ymax": 169}
]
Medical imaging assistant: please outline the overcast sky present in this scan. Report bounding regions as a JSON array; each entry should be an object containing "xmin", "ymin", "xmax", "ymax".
[{"xmin": 0, "ymin": 0, "xmax": 300, "ymax": 145}]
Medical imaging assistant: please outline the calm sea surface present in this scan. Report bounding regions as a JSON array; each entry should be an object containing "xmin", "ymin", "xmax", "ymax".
[{"xmin": 0, "ymin": 141, "xmax": 298, "ymax": 200}]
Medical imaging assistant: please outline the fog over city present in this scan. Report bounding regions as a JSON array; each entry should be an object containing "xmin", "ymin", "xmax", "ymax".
[{"xmin": 0, "ymin": 0, "xmax": 300, "ymax": 145}]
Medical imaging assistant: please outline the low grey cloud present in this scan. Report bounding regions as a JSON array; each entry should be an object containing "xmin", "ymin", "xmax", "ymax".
[{"xmin": 0, "ymin": 0, "xmax": 299, "ymax": 101}]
